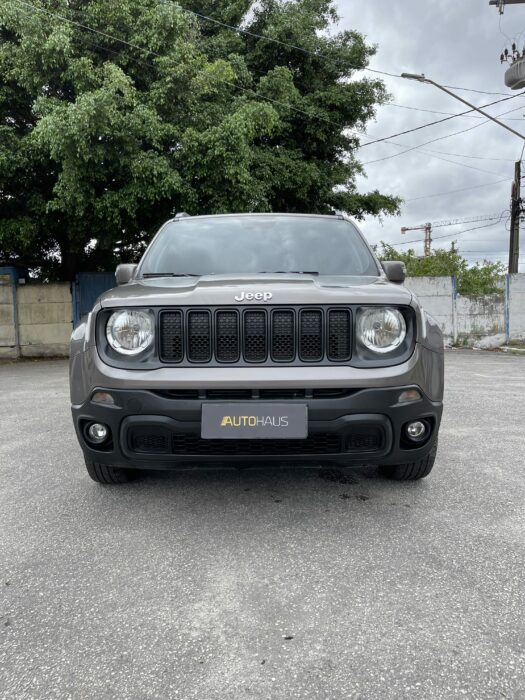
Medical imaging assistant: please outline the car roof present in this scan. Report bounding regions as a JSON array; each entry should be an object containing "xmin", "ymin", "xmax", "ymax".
[{"xmin": 170, "ymin": 213, "xmax": 346, "ymax": 223}]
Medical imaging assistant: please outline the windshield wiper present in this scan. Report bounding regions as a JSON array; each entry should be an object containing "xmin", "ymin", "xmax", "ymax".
[
  {"xmin": 142, "ymin": 273, "xmax": 200, "ymax": 278},
  {"xmin": 257, "ymin": 270, "xmax": 320, "ymax": 275},
  {"xmin": 142, "ymin": 271, "xmax": 320, "ymax": 278}
]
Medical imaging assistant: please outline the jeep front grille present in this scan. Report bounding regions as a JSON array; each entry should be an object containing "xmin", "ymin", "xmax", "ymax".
[{"xmin": 159, "ymin": 306, "xmax": 352, "ymax": 365}]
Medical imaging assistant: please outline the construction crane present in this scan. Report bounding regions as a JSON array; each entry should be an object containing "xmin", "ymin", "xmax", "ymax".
[
  {"xmin": 430, "ymin": 213, "xmax": 503, "ymax": 229},
  {"xmin": 401, "ymin": 212, "xmax": 505, "ymax": 256},
  {"xmin": 401, "ymin": 223, "xmax": 433, "ymax": 257}
]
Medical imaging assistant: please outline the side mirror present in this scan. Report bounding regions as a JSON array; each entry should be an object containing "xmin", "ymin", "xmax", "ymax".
[
  {"xmin": 115, "ymin": 264, "xmax": 138, "ymax": 286},
  {"xmin": 381, "ymin": 261, "xmax": 406, "ymax": 284}
]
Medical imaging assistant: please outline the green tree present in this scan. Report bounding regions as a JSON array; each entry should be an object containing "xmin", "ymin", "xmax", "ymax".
[
  {"xmin": 377, "ymin": 243, "xmax": 506, "ymax": 295},
  {"xmin": 0, "ymin": 0, "xmax": 400, "ymax": 280}
]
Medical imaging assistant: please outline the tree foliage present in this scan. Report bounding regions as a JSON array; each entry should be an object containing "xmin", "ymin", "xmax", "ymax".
[
  {"xmin": 377, "ymin": 243, "xmax": 506, "ymax": 295},
  {"xmin": 0, "ymin": 0, "xmax": 400, "ymax": 279}
]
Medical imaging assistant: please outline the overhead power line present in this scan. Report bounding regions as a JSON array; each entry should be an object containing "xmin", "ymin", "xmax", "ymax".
[
  {"xmin": 13, "ymin": 0, "xmax": 515, "ymax": 107},
  {"xmin": 356, "ymin": 105, "xmax": 525, "ymax": 176},
  {"xmin": 11, "ymin": 0, "xmax": 352, "ymax": 130},
  {"xmin": 386, "ymin": 102, "xmax": 525, "ymax": 121},
  {"xmin": 409, "ymin": 151, "xmax": 504, "ymax": 177},
  {"xmin": 12, "ymin": 0, "xmax": 519, "ymax": 178},
  {"xmin": 434, "ymin": 84, "xmax": 510, "ymax": 97},
  {"xmin": 421, "ymin": 148, "xmax": 515, "ymax": 162},
  {"xmin": 404, "ymin": 178, "xmax": 509, "ymax": 202},
  {"xmin": 162, "ymin": 3, "xmax": 517, "ymax": 97},
  {"xmin": 361, "ymin": 102, "xmax": 525, "ymax": 165},
  {"xmin": 359, "ymin": 92, "xmax": 525, "ymax": 148},
  {"xmin": 176, "ymin": 5, "xmax": 347, "ymax": 60}
]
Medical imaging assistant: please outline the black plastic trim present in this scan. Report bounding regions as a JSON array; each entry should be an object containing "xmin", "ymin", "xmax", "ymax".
[
  {"xmin": 72, "ymin": 384, "xmax": 443, "ymax": 469},
  {"xmin": 214, "ymin": 309, "xmax": 241, "ymax": 363},
  {"xmin": 186, "ymin": 309, "xmax": 212, "ymax": 363},
  {"xmin": 242, "ymin": 308, "xmax": 268, "ymax": 363},
  {"xmin": 327, "ymin": 308, "xmax": 352, "ymax": 362},
  {"xmin": 270, "ymin": 308, "xmax": 297, "ymax": 363},
  {"xmin": 298, "ymin": 308, "xmax": 324, "ymax": 362}
]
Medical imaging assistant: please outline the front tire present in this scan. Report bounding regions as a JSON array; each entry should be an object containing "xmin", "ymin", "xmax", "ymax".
[
  {"xmin": 83, "ymin": 456, "xmax": 136, "ymax": 484},
  {"xmin": 380, "ymin": 441, "xmax": 438, "ymax": 481}
]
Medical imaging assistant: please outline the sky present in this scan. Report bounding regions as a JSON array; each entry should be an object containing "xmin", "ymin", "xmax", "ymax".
[{"xmin": 337, "ymin": 0, "xmax": 525, "ymax": 270}]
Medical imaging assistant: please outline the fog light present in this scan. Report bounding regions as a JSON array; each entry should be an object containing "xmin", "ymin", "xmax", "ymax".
[
  {"xmin": 87, "ymin": 423, "xmax": 109, "ymax": 444},
  {"xmin": 406, "ymin": 420, "xmax": 427, "ymax": 440}
]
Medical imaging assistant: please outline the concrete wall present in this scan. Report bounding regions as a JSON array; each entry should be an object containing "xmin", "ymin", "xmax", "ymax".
[
  {"xmin": 456, "ymin": 294, "xmax": 505, "ymax": 342},
  {"xmin": 17, "ymin": 284, "xmax": 72, "ymax": 357},
  {"xmin": 405, "ymin": 276, "xmax": 512, "ymax": 345},
  {"xmin": 404, "ymin": 276, "xmax": 455, "ymax": 342},
  {"xmin": 0, "ymin": 280, "xmax": 72, "ymax": 359},
  {"xmin": 0, "ymin": 274, "xmax": 17, "ymax": 358},
  {"xmin": 509, "ymin": 274, "xmax": 525, "ymax": 340}
]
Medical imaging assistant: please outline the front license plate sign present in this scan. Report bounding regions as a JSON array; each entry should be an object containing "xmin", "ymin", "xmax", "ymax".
[{"xmin": 201, "ymin": 403, "xmax": 308, "ymax": 439}]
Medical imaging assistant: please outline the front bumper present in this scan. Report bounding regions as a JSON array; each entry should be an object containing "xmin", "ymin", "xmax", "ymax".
[{"xmin": 72, "ymin": 385, "xmax": 443, "ymax": 469}]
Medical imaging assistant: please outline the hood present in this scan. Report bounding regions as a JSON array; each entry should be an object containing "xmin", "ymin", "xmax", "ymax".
[{"xmin": 99, "ymin": 274, "xmax": 413, "ymax": 308}]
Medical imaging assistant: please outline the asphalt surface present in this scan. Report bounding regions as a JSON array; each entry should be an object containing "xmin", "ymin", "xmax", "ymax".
[{"xmin": 0, "ymin": 350, "xmax": 524, "ymax": 699}]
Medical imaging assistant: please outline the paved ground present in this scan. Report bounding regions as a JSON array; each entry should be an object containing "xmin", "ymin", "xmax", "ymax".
[{"xmin": 0, "ymin": 351, "xmax": 524, "ymax": 699}]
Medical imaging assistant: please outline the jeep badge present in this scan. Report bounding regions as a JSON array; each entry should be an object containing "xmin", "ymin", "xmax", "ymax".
[{"xmin": 234, "ymin": 292, "xmax": 273, "ymax": 302}]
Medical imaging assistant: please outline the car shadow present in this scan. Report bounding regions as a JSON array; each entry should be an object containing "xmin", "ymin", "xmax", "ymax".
[{"xmin": 119, "ymin": 463, "xmax": 425, "ymax": 507}]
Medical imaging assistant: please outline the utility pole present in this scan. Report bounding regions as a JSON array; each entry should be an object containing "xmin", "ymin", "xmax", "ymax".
[
  {"xmin": 424, "ymin": 223, "xmax": 432, "ymax": 257},
  {"xmin": 401, "ymin": 73, "xmax": 525, "ymax": 140},
  {"xmin": 489, "ymin": 1, "xmax": 525, "ymax": 88},
  {"xmin": 489, "ymin": 0, "xmax": 525, "ymax": 14},
  {"xmin": 400, "ymin": 223, "xmax": 433, "ymax": 256},
  {"xmin": 509, "ymin": 161, "xmax": 521, "ymax": 273}
]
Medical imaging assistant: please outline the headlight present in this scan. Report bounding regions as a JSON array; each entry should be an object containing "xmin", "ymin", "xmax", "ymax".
[
  {"xmin": 106, "ymin": 309, "xmax": 154, "ymax": 355},
  {"xmin": 357, "ymin": 307, "xmax": 407, "ymax": 354}
]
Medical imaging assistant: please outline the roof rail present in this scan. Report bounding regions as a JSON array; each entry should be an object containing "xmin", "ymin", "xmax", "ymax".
[{"xmin": 174, "ymin": 212, "xmax": 191, "ymax": 218}]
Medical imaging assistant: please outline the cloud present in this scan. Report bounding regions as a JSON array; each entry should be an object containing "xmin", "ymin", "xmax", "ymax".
[{"xmin": 337, "ymin": 0, "xmax": 525, "ymax": 269}]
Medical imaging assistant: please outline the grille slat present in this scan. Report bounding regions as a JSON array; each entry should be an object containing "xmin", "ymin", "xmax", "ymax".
[
  {"xmin": 299, "ymin": 310, "xmax": 323, "ymax": 361},
  {"xmin": 328, "ymin": 309, "xmax": 351, "ymax": 361},
  {"xmin": 271, "ymin": 310, "xmax": 295, "ymax": 361},
  {"xmin": 187, "ymin": 311, "xmax": 212, "ymax": 362},
  {"xmin": 159, "ymin": 307, "xmax": 353, "ymax": 364},
  {"xmin": 216, "ymin": 311, "xmax": 240, "ymax": 362},
  {"xmin": 160, "ymin": 311, "xmax": 184, "ymax": 363},
  {"xmin": 243, "ymin": 311, "xmax": 267, "ymax": 362}
]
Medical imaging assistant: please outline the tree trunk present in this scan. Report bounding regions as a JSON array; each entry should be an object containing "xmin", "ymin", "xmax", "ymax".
[{"xmin": 59, "ymin": 247, "xmax": 82, "ymax": 282}]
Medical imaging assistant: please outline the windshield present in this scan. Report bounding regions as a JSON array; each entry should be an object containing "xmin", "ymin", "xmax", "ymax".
[{"xmin": 139, "ymin": 216, "xmax": 379, "ymax": 277}]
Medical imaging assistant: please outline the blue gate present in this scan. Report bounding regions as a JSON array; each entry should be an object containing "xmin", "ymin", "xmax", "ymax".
[{"xmin": 73, "ymin": 272, "xmax": 116, "ymax": 327}]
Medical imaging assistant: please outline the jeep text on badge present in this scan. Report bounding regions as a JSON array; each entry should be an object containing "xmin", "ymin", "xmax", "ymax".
[
  {"xmin": 69, "ymin": 213, "xmax": 444, "ymax": 484},
  {"xmin": 234, "ymin": 292, "xmax": 273, "ymax": 302}
]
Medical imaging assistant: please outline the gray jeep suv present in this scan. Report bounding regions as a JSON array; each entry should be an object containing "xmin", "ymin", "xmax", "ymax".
[{"xmin": 70, "ymin": 213, "xmax": 444, "ymax": 484}]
